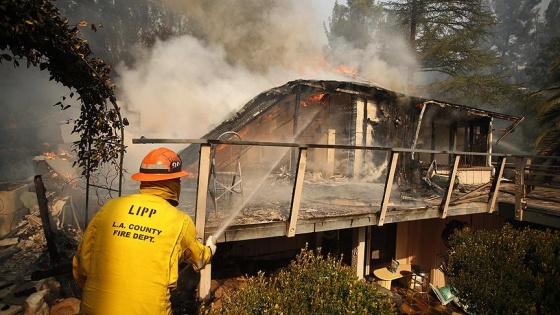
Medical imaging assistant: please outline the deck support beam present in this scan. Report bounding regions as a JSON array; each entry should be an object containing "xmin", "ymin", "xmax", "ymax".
[{"xmin": 352, "ymin": 226, "xmax": 367, "ymax": 280}]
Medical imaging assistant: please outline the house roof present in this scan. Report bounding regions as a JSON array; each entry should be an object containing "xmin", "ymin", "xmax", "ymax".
[{"xmin": 178, "ymin": 79, "xmax": 524, "ymax": 162}]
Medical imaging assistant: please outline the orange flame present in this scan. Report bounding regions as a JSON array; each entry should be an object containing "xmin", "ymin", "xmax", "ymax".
[
  {"xmin": 238, "ymin": 126, "xmax": 250, "ymax": 138},
  {"xmin": 300, "ymin": 93, "xmax": 327, "ymax": 107},
  {"xmin": 43, "ymin": 152, "xmax": 56, "ymax": 159},
  {"xmin": 338, "ymin": 64, "xmax": 357, "ymax": 77}
]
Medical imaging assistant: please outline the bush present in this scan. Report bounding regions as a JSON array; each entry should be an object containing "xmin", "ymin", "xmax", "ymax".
[
  {"xmin": 441, "ymin": 224, "xmax": 560, "ymax": 315},
  {"xmin": 200, "ymin": 246, "xmax": 397, "ymax": 315}
]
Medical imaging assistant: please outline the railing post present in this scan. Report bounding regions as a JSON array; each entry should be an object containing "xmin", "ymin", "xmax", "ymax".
[
  {"xmin": 487, "ymin": 156, "xmax": 506, "ymax": 213},
  {"xmin": 287, "ymin": 147, "xmax": 307, "ymax": 237},
  {"xmin": 326, "ymin": 129, "xmax": 336, "ymax": 177},
  {"xmin": 196, "ymin": 143, "xmax": 212, "ymax": 301},
  {"xmin": 514, "ymin": 156, "xmax": 527, "ymax": 221},
  {"xmin": 439, "ymin": 155, "xmax": 460, "ymax": 218},
  {"xmin": 379, "ymin": 151, "xmax": 399, "ymax": 226}
]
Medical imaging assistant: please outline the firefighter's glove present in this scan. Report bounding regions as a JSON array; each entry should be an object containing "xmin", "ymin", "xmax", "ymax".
[{"xmin": 206, "ymin": 235, "xmax": 217, "ymax": 256}]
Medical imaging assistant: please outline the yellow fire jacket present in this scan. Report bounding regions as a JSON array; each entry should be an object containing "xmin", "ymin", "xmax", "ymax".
[{"xmin": 72, "ymin": 193, "xmax": 212, "ymax": 314}]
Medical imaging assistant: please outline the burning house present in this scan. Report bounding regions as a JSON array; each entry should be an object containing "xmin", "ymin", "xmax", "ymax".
[
  {"xmin": 0, "ymin": 78, "xmax": 531, "ymax": 310},
  {"xmin": 154, "ymin": 79, "xmax": 526, "ymax": 294},
  {"xmin": 179, "ymin": 79, "xmax": 522, "ymax": 185}
]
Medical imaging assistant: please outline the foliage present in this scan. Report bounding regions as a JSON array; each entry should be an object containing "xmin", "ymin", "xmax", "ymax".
[
  {"xmin": 384, "ymin": 0, "xmax": 513, "ymax": 105},
  {"xmin": 489, "ymin": 0, "xmax": 541, "ymax": 84},
  {"xmin": 525, "ymin": 1, "xmax": 560, "ymax": 156},
  {"xmin": 325, "ymin": 0, "xmax": 522, "ymax": 106},
  {"xmin": 440, "ymin": 224, "xmax": 560, "ymax": 315},
  {"xmin": 55, "ymin": 0, "xmax": 189, "ymax": 69},
  {"xmin": 529, "ymin": 41, "xmax": 560, "ymax": 156},
  {"xmin": 0, "ymin": 0, "xmax": 123, "ymax": 175},
  {"xmin": 325, "ymin": 0, "xmax": 387, "ymax": 51},
  {"xmin": 324, "ymin": 0, "xmax": 413, "ymax": 78},
  {"xmin": 200, "ymin": 247, "xmax": 397, "ymax": 315}
]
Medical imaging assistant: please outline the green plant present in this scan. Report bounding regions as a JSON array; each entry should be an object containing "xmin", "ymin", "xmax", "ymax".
[
  {"xmin": 200, "ymin": 246, "xmax": 397, "ymax": 315},
  {"xmin": 441, "ymin": 224, "xmax": 560, "ymax": 315}
]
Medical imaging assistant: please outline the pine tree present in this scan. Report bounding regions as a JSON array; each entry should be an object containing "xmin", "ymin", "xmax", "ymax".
[{"xmin": 385, "ymin": 0, "xmax": 521, "ymax": 106}]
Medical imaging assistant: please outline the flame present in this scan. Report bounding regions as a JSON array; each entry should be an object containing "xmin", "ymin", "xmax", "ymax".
[
  {"xmin": 300, "ymin": 93, "xmax": 327, "ymax": 107},
  {"xmin": 338, "ymin": 64, "xmax": 357, "ymax": 77},
  {"xmin": 238, "ymin": 126, "xmax": 250, "ymax": 138},
  {"xmin": 43, "ymin": 152, "xmax": 56, "ymax": 159}
]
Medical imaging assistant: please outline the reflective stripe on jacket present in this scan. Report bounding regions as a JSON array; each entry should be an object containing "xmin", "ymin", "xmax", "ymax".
[{"xmin": 72, "ymin": 193, "xmax": 212, "ymax": 314}]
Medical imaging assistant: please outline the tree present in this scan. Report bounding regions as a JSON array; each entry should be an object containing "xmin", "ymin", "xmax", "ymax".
[
  {"xmin": 325, "ymin": 0, "xmax": 387, "ymax": 51},
  {"xmin": 325, "ymin": 0, "xmax": 413, "ymax": 74},
  {"xmin": 54, "ymin": 0, "xmax": 190, "ymax": 69},
  {"xmin": 0, "ymin": 0, "xmax": 124, "ymax": 176},
  {"xmin": 489, "ymin": 0, "xmax": 541, "ymax": 84},
  {"xmin": 527, "ymin": 38, "xmax": 560, "ymax": 156},
  {"xmin": 384, "ymin": 0, "xmax": 522, "ymax": 106},
  {"xmin": 441, "ymin": 224, "xmax": 560, "ymax": 315},
  {"xmin": 524, "ymin": 1, "xmax": 560, "ymax": 156}
]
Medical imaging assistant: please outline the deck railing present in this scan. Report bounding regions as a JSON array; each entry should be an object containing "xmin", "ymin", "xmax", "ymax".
[{"xmin": 133, "ymin": 138, "xmax": 560, "ymax": 236}]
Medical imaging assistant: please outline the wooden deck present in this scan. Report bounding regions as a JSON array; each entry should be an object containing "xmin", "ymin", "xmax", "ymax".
[
  {"xmin": 166, "ymin": 175, "xmax": 560, "ymax": 244},
  {"xmin": 131, "ymin": 138, "xmax": 560, "ymax": 242}
]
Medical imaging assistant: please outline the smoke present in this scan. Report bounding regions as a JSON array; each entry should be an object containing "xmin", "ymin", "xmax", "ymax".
[
  {"xmin": 1, "ymin": 1, "xmax": 416, "ymax": 182},
  {"xmin": 118, "ymin": 37, "xmax": 271, "ymax": 138},
  {"xmin": 0, "ymin": 65, "xmax": 80, "ymax": 181},
  {"xmin": 118, "ymin": 0, "xmax": 414, "ymax": 171}
]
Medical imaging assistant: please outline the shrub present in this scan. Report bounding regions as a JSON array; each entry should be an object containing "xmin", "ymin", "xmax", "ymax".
[
  {"xmin": 200, "ymin": 246, "xmax": 397, "ymax": 315},
  {"xmin": 440, "ymin": 224, "xmax": 560, "ymax": 315}
]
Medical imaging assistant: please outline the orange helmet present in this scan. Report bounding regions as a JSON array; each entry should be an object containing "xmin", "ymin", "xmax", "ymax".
[{"xmin": 131, "ymin": 147, "xmax": 189, "ymax": 181}]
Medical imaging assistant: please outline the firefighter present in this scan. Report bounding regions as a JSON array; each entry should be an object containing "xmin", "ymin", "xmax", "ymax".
[{"xmin": 72, "ymin": 147, "xmax": 216, "ymax": 314}]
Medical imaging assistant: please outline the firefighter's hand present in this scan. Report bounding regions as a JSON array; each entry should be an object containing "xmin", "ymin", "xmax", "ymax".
[{"xmin": 206, "ymin": 235, "xmax": 217, "ymax": 256}]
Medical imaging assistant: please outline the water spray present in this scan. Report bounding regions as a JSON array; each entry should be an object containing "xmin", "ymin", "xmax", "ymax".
[
  {"xmin": 213, "ymin": 108, "xmax": 323, "ymax": 239},
  {"xmin": 213, "ymin": 145, "xmax": 291, "ymax": 239}
]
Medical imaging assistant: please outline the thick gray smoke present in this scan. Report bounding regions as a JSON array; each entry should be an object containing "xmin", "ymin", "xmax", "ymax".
[
  {"xmin": 1, "ymin": 0, "xmax": 416, "ymax": 182},
  {"xmin": 0, "ymin": 66, "xmax": 79, "ymax": 181},
  {"xmin": 118, "ymin": 0, "xmax": 414, "ymax": 171}
]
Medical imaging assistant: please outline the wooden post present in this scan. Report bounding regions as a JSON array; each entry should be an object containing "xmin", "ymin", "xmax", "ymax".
[
  {"xmin": 379, "ymin": 152, "xmax": 399, "ymax": 226},
  {"xmin": 287, "ymin": 148, "xmax": 307, "ymax": 237},
  {"xmin": 514, "ymin": 156, "xmax": 527, "ymax": 221},
  {"xmin": 327, "ymin": 129, "xmax": 336, "ymax": 177},
  {"xmin": 487, "ymin": 156, "xmax": 506, "ymax": 213},
  {"xmin": 34, "ymin": 175, "xmax": 61, "ymax": 266},
  {"xmin": 196, "ymin": 144, "xmax": 212, "ymax": 301},
  {"xmin": 352, "ymin": 227, "xmax": 367, "ymax": 280},
  {"xmin": 364, "ymin": 226, "xmax": 372, "ymax": 276},
  {"xmin": 439, "ymin": 155, "xmax": 460, "ymax": 218}
]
